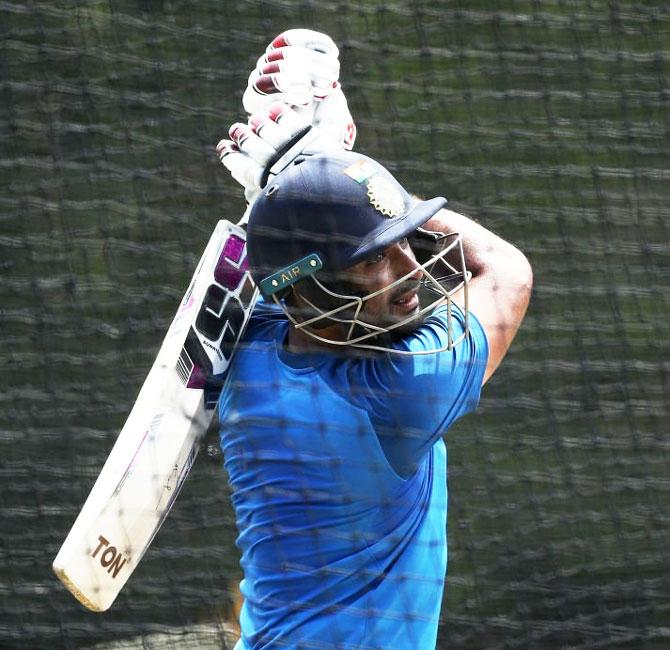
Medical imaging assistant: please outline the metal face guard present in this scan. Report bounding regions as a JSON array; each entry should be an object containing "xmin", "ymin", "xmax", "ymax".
[{"xmin": 271, "ymin": 231, "xmax": 470, "ymax": 356}]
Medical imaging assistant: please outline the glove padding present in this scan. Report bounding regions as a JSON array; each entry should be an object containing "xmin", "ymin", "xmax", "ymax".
[
  {"xmin": 242, "ymin": 29, "xmax": 356, "ymax": 151},
  {"xmin": 217, "ymin": 103, "xmax": 342, "ymax": 209},
  {"xmin": 243, "ymin": 30, "xmax": 339, "ymax": 107}
]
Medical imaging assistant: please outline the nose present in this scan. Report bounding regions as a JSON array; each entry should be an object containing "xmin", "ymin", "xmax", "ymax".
[{"xmin": 389, "ymin": 242, "xmax": 423, "ymax": 282}]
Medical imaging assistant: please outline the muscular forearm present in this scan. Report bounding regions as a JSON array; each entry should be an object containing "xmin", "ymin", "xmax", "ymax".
[
  {"xmin": 424, "ymin": 207, "xmax": 533, "ymax": 384},
  {"xmin": 424, "ymin": 208, "xmax": 527, "ymax": 280}
]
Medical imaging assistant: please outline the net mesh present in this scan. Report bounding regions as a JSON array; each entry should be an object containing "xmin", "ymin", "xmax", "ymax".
[{"xmin": 2, "ymin": 1, "xmax": 669, "ymax": 648}]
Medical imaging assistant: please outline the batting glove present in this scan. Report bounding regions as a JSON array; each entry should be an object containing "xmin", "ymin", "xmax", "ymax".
[
  {"xmin": 242, "ymin": 29, "xmax": 357, "ymax": 151},
  {"xmin": 217, "ymin": 102, "xmax": 342, "ymax": 210}
]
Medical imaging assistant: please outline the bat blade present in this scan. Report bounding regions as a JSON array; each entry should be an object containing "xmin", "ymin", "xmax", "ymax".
[{"xmin": 53, "ymin": 220, "xmax": 258, "ymax": 612}]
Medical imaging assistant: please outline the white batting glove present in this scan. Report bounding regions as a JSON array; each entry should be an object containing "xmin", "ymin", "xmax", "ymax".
[
  {"xmin": 243, "ymin": 30, "xmax": 339, "ymax": 108},
  {"xmin": 217, "ymin": 103, "xmax": 341, "ymax": 210},
  {"xmin": 242, "ymin": 29, "xmax": 356, "ymax": 151}
]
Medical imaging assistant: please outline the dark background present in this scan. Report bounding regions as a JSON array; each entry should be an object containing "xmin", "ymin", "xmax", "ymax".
[{"xmin": 1, "ymin": 1, "xmax": 668, "ymax": 648}]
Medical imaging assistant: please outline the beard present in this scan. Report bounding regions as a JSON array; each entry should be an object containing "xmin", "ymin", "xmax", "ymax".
[
  {"xmin": 390, "ymin": 309, "xmax": 425, "ymax": 338},
  {"xmin": 360, "ymin": 298, "xmax": 426, "ymax": 342},
  {"xmin": 380, "ymin": 306, "xmax": 426, "ymax": 341},
  {"xmin": 291, "ymin": 277, "xmax": 430, "ymax": 346}
]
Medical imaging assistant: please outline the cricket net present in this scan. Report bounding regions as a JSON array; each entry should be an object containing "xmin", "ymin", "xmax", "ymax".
[{"xmin": 1, "ymin": 1, "xmax": 668, "ymax": 648}]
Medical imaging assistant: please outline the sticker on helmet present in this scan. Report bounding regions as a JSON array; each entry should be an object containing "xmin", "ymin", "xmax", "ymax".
[
  {"xmin": 343, "ymin": 159, "xmax": 376, "ymax": 183},
  {"xmin": 366, "ymin": 175, "xmax": 405, "ymax": 218}
]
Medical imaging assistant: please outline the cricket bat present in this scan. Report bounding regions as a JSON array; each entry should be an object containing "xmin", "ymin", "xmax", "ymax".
[{"xmin": 53, "ymin": 219, "xmax": 258, "ymax": 612}]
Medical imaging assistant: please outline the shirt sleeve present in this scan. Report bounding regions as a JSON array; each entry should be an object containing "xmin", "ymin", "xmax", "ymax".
[{"xmin": 350, "ymin": 303, "xmax": 489, "ymax": 477}]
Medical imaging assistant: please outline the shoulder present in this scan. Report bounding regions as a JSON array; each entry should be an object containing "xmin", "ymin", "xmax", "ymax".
[
  {"xmin": 243, "ymin": 299, "xmax": 288, "ymax": 343},
  {"xmin": 393, "ymin": 302, "xmax": 488, "ymax": 359},
  {"xmin": 360, "ymin": 304, "xmax": 489, "ymax": 420}
]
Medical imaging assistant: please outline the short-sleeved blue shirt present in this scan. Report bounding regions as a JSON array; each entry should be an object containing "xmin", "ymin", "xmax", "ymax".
[{"xmin": 219, "ymin": 302, "xmax": 488, "ymax": 649}]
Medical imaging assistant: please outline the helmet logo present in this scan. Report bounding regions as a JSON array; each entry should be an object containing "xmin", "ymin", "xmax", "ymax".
[{"xmin": 366, "ymin": 175, "xmax": 405, "ymax": 218}]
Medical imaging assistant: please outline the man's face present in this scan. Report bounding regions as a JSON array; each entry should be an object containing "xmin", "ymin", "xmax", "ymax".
[{"xmin": 343, "ymin": 237, "xmax": 425, "ymax": 334}]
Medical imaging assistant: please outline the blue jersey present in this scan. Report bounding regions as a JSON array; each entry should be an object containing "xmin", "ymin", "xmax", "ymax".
[{"xmin": 219, "ymin": 302, "xmax": 488, "ymax": 649}]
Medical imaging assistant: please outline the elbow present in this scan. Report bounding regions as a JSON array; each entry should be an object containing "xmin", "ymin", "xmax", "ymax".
[
  {"xmin": 517, "ymin": 249, "xmax": 533, "ymax": 290},
  {"xmin": 513, "ymin": 248, "xmax": 534, "ymax": 308},
  {"xmin": 500, "ymin": 244, "xmax": 533, "ymax": 307}
]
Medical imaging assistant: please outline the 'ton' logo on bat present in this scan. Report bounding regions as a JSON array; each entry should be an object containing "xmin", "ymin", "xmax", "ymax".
[{"xmin": 91, "ymin": 535, "xmax": 128, "ymax": 578}]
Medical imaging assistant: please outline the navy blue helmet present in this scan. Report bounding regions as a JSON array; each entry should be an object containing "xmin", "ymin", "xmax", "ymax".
[
  {"xmin": 245, "ymin": 149, "xmax": 469, "ymax": 354},
  {"xmin": 247, "ymin": 150, "xmax": 446, "ymax": 289}
]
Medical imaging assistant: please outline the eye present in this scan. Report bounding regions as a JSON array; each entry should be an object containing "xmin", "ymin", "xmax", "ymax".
[{"xmin": 366, "ymin": 250, "xmax": 386, "ymax": 266}]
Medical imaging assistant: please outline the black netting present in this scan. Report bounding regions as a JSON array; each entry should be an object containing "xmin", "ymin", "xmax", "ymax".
[{"xmin": 1, "ymin": 1, "xmax": 668, "ymax": 649}]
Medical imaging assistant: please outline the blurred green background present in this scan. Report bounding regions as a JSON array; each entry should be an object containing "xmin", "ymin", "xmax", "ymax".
[{"xmin": 1, "ymin": 1, "xmax": 668, "ymax": 648}]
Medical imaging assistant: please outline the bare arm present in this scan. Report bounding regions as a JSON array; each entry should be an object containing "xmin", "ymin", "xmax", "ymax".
[{"xmin": 424, "ymin": 208, "xmax": 533, "ymax": 385}]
